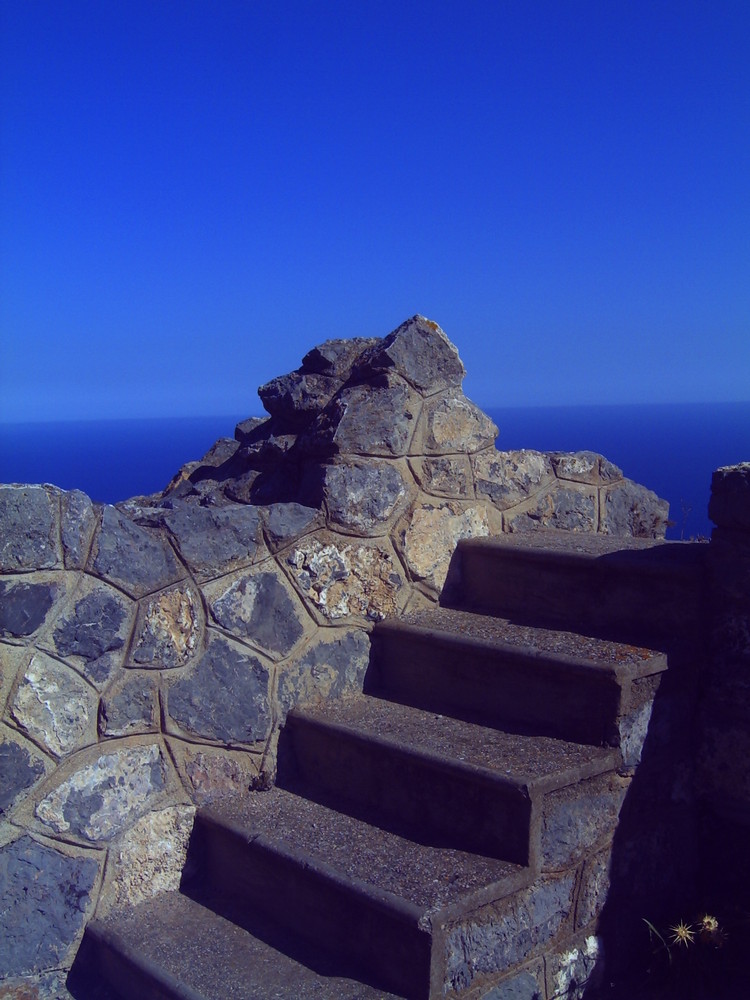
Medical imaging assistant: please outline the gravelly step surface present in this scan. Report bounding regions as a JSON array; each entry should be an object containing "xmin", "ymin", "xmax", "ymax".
[
  {"xmin": 200, "ymin": 787, "xmax": 527, "ymax": 913},
  {"xmin": 89, "ymin": 891, "xmax": 403, "ymax": 1000},
  {"xmin": 399, "ymin": 606, "xmax": 665, "ymax": 670},
  {"xmin": 458, "ymin": 529, "xmax": 698, "ymax": 559},
  {"xmin": 292, "ymin": 695, "xmax": 618, "ymax": 785}
]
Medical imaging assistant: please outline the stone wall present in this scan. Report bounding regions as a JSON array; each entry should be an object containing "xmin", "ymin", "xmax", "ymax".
[{"xmin": 0, "ymin": 316, "xmax": 670, "ymax": 991}]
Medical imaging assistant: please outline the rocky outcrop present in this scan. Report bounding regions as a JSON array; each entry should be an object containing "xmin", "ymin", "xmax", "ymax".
[{"xmin": 0, "ymin": 315, "xmax": 670, "ymax": 993}]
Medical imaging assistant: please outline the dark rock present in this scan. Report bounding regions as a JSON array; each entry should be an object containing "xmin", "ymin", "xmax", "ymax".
[
  {"xmin": 709, "ymin": 461, "xmax": 750, "ymax": 530},
  {"xmin": 0, "ymin": 739, "xmax": 45, "ymax": 815},
  {"xmin": 235, "ymin": 416, "xmax": 269, "ymax": 443},
  {"xmin": 300, "ymin": 337, "xmax": 377, "ymax": 377},
  {"xmin": 91, "ymin": 506, "xmax": 183, "ymax": 597},
  {"xmin": 481, "ymin": 971, "xmax": 544, "ymax": 1000},
  {"xmin": 164, "ymin": 502, "xmax": 263, "ymax": 579},
  {"xmin": 130, "ymin": 585, "xmax": 200, "ymax": 669},
  {"xmin": 323, "ymin": 460, "xmax": 408, "ymax": 532},
  {"xmin": 308, "ymin": 378, "xmax": 418, "ymax": 457},
  {"xmin": 278, "ymin": 629, "xmax": 370, "ymax": 716},
  {"xmin": 167, "ymin": 637, "xmax": 271, "ymax": 743},
  {"xmin": 351, "ymin": 315, "xmax": 465, "ymax": 394},
  {"xmin": 60, "ymin": 489, "xmax": 97, "ymax": 569},
  {"xmin": 0, "ymin": 835, "xmax": 98, "ymax": 976},
  {"xmin": 206, "ymin": 569, "xmax": 305, "ymax": 658},
  {"xmin": 200, "ymin": 436, "xmax": 239, "ymax": 466},
  {"xmin": 223, "ymin": 468, "xmax": 263, "ymax": 504},
  {"xmin": 0, "ymin": 580, "xmax": 57, "ymax": 637},
  {"xmin": 53, "ymin": 587, "xmax": 129, "ymax": 661},
  {"xmin": 259, "ymin": 371, "xmax": 341, "ymax": 429},
  {"xmin": 0, "ymin": 485, "xmax": 59, "ymax": 571},
  {"xmin": 99, "ymin": 675, "xmax": 158, "ymax": 736},
  {"xmin": 541, "ymin": 774, "xmax": 627, "ymax": 870},
  {"xmin": 262, "ymin": 502, "xmax": 321, "ymax": 548},
  {"xmin": 601, "ymin": 481, "xmax": 669, "ymax": 538}
]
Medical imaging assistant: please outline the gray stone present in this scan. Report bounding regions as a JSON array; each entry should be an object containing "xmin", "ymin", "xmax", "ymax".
[
  {"xmin": 576, "ymin": 848, "xmax": 612, "ymax": 930},
  {"xmin": 506, "ymin": 487, "xmax": 596, "ymax": 533},
  {"xmin": 259, "ymin": 371, "xmax": 341, "ymax": 429},
  {"xmin": 91, "ymin": 505, "xmax": 183, "ymax": 597},
  {"xmin": 546, "ymin": 934, "xmax": 602, "ymax": 999},
  {"xmin": 473, "ymin": 450, "xmax": 554, "ymax": 509},
  {"xmin": 11, "ymin": 652, "xmax": 97, "ymax": 758},
  {"xmin": 99, "ymin": 674, "xmax": 158, "ymax": 736},
  {"xmin": 601, "ymin": 481, "xmax": 669, "ymax": 538},
  {"xmin": 223, "ymin": 468, "xmax": 263, "ymax": 504},
  {"xmin": 301, "ymin": 337, "xmax": 377, "ymax": 377},
  {"xmin": 0, "ymin": 835, "xmax": 98, "ymax": 976},
  {"xmin": 234, "ymin": 415, "xmax": 268, "ymax": 443},
  {"xmin": 351, "ymin": 315, "xmax": 465, "ymax": 394},
  {"xmin": 131, "ymin": 584, "xmax": 200, "ymax": 669},
  {"xmin": 0, "ymin": 580, "xmax": 57, "ymax": 638},
  {"xmin": 35, "ymin": 743, "xmax": 168, "ymax": 842},
  {"xmin": 0, "ymin": 485, "xmax": 60, "ymax": 572},
  {"xmin": 309, "ymin": 378, "xmax": 418, "ymax": 457},
  {"xmin": 199, "ymin": 436, "xmax": 239, "ymax": 466},
  {"xmin": 262, "ymin": 502, "xmax": 321, "ymax": 548},
  {"xmin": 411, "ymin": 456, "xmax": 473, "ymax": 498},
  {"xmin": 541, "ymin": 774, "xmax": 626, "ymax": 870},
  {"xmin": 480, "ymin": 971, "xmax": 544, "ymax": 1000},
  {"xmin": 0, "ymin": 739, "xmax": 45, "ymax": 815},
  {"xmin": 206, "ymin": 568, "xmax": 305, "ymax": 658},
  {"xmin": 164, "ymin": 502, "xmax": 263, "ymax": 579},
  {"xmin": 550, "ymin": 451, "xmax": 622, "ymax": 485},
  {"xmin": 53, "ymin": 586, "xmax": 130, "ymax": 662},
  {"xmin": 168, "ymin": 637, "xmax": 271, "ymax": 744},
  {"xmin": 323, "ymin": 460, "xmax": 408, "ymax": 533},
  {"xmin": 60, "ymin": 489, "xmax": 97, "ymax": 569},
  {"xmin": 278, "ymin": 629, "xmax": 370, "ymax": 716},
  {"xmin": 420, "ymin": 393, "xmax": 497, "ymax": 453}
]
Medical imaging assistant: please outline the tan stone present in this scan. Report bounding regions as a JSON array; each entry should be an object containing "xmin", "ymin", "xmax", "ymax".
[
  {"xmin": 400, "ymin": 502, "xmax": 490, "ymax": 593},
  {"xmin": 11, "ymin": 653, "xmax": 96, "ymax": 758},
  {"xmin": 174, "ymin": 743, "xmax": 262, "ymax": 805},
  {"xmin": 419, "ymin": 393, "xmax": 497, "ymax": 454},
  {"xmin": 131, "ymin": 585, "xmax": 201, "ymax": 669},
  {"xmin": 473, "ymin": 449, "xmax": 554, "ymax": 510}
]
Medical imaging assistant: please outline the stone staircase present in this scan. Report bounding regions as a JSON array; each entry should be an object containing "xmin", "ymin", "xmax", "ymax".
[{"xmin": 77, "ymin": 530, "xmax": 707, "ymax": 1000}]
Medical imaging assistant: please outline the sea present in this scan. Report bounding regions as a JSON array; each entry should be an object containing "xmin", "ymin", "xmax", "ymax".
[{"xmin": 1, "ymin": 403, "xmax": 749, "ymax": 541}]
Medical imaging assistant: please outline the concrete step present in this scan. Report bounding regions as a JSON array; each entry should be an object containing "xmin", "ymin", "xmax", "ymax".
[
  {"xmin": 281, "ymin": 695, "xmax": 618, "ymax": 865},
  {"xmin": 368, "ymin": 608, "xmax": 667, "ymax": 748},
  {"xmin": 84, "ymin": 889, "xmax": 405, "ymax": 999},
  {"xmin": 452, "ymin": 530, "xmax": 707, "ymax": 647}
]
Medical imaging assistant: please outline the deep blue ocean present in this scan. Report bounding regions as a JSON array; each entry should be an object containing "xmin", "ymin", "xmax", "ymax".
[{"xmin": 1, "ymin": 403, "xmax": 748, "ymax": 541}]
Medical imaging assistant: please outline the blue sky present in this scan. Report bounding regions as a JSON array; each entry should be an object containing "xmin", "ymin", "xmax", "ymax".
[{"xmin": 2, "ymin": 1, "xmax": 748, "ymax": 422}]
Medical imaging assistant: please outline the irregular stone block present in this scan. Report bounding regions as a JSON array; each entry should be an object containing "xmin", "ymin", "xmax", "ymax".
[
  {"xmin": 410, "ymin": 455, "xmax": 473, "ymax": 498},
  {"xmin": 199, "ymin": 436, "xmax": 239, "ymax": 466},
  {"xmin": 52, "ymin": 582, "xmax": 132, "ymax": 665},
  {"xmin": 473, "ymin": 450, "xmax": 554, "ymax": 510},
  {"xmin": 540, "ymin": 774, "xmax": 626, "ymax": 870},
  {"xmin": 11, "ymin": 652, "xmax": 97, "ymax": 758},
  {"xmin": 351, "ymin": 315, "xmax": 465, "ymax": 394},
  {"xmin": 0, "ymin": 737, "xmax": 46, "ymax": 816},
  {"xmin": 445, "ymin": 871, "xmax": 576, "ymax": 993},
  {"xmin": 600, "ymin": 481, "xmax": 669, "ymax": 538},
  {"xmin": 545, "ymin": 934, "xmax": 602, "ymax": 999},
  {"xmin": 259, "ymin": 371, "xmax": 340, "ymax": 429},
  {"xmin": 709, "ymin": 461, "xmax": 750, "ymax": 531},
  {"xmin": 131, "ymin": 584, "xmax": 200, "ymax": 669},
  {"xmin": 506, "ymin": 487, "xmax": 596, "ymax": 534},
  {"xmin": 262, "ymin": 502, "xmax": 321, "ymax": 548},
  {"xmin": 60, "ymin": 489, "xmax": 97, "ymax": 570},
  {"xmin": 99, "ymin": 674, "xmax": 159, "ymax": 737},
  {"xmin": 167, "ymin": 637, "xmax": 271, "ymax": 744},
  {"xmin": 91, "ymin": 505, "xmax": 183, "ymax": 597},
  {"xmin": 222, "ymin": 468, "xmax": 263, "ymax": 504},
  {"xmin": 419, "ymin": 392, "xmax": 497, "ymax": 454},
  {"xmin": 576, "ymin": 847, "xmax": 612, "ymax": 931},
  {"xmin": 1, "ymin": 641, "xmax": 31, "ymax": 712},
  {"xmin": 550, "ymin": 451, "xmax": 622, "ymax": 485},
  {"xmin": 0, "ymin": 485, "xmax": 60, "ymax": 572},
  {"xmin": 0, "ymin": 835, "xmax": 98, "ymax": 976},
  {"xmin": 177, "ymin": 744, "xmax": 261, "ymax": 804},
  {"xmin": 301, "ymin": 337, "xmax": 377, "ymax": 377},
  {"xmin": 0, "ymin": 580, "xmax": 57, "ymax": 638},
  {"xmin": 35, "ymin": 743, "xmax": 168, "ymax": 842},
  {"xmin": 323, "ymin": 459, "xmax": 408, "ymax": 533},
  {"xmin": 164, "ymin": 502, "xmax": 263, "ymax": 580},
  {"xmin": 205, "ymin": 566, "xmax": 305, "ymax": 659},
  {"xmin": 278, "ymin": 628, "xmax": 370, "ymax": 716},
  {"xmin": 234, "ymin": 415, "xmax": 268, "ymax": 443},
  {"xmin": 308, "ymin": 378, "xmax": 418, "ymax": 457},
  {"xmin": 479, "ymin": 968, "xmax": 544, "ymax": 1000},
  {"xmin": 286, "ymin": 533, "xmax": 405, "ymax": 621},
  {"xmin": 105, "ymin": 804, "xmax": 195, "ymax": 911},
  {"xmin": 400, "ymin": 502, "xmax": 490, "ymax": 593}
]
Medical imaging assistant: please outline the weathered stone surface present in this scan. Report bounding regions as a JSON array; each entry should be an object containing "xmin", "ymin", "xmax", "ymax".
[
  {"xmin": 0, "ymin": 835, "xmax": 98, "ymax": 976},
  {"xmin": 205, "ymin": 568, "xmax": 305, "ymax": 658},
  {"xmin": 222, "ymin": 468, "xmax": 263, "ymax": 504},
  {"xmin": 506, "ymin": 487, "xmax": 596, "ymax": 534},
  {"xmin": 709, "ymin": 462, "xmax": 750, "ymax": 530},
  {"xmin": 106, "ymin": 804, "xmax": 195, "ymax": 910},
  {"xmin": 400, "ymin": 502, "xmax": 490, "ymax": 592},
  {"xmin": 234, "ymin": 415, "xmax": 268, "ymax": 443},
  {"xmin": 479, "ymin": 969, "xmax": 544, "ymax": 1000},
  {"xmin": 0, "ymin": 486, "xmax": 59, "ymax": 572},
  {"xmin": 601, "ymin": 481, "xmax": 669, "ymax": 538},
  {"xmin": 177, "ymin": 744, "xmax": 261, "ymax": 804},
  {"xmin": 35, "ymin": 743, "xmax": 168, "ymax": 842},
  {"xmin": 473, "ymin": 450, "xmax": 554, "ymax": 509},
  {"xmin": 576, "ymin": 847, "xmax": 612, "ymax": 930},
  {"xmin": 0, "ymin": 738, "xmax": 46, "ymax": 815},
  {"xmin": 323, "ymin": 460, "xmax": 408, "ymax": 533},
  {"xmin": 550, "ymin": 451, "xmax": 622, "ymax": 485},
  {"xmin": 545, "ymin": 934, "xmax": 601, "ymax": 999},
  {"xmin": 1, "ymin": 642, "xmax": 30, "ymax": 712},
  {"xmin": 287, "ymin": 534, "xmax": 405, "ymax": 621},
  {"xmin": 199, "ymin": 436, "xmax": 239, "ymax": 467},
  {"xmin": 11, "ymin": 653, "xmax": 96, "ymax": 758},
  {"xmin": 262, "ymin": 502, "xmax": 321, "ymax": 548},
  {"xmin": 420, "ymin": 393, "xmax": 497, "ymax": 454},
  {"xmin": 0, "ymin": 580, "xmax": 57, "ymax": 638},
  {"xmin": 541, "ymin": 774, "xmax": 626, "ymax": 870},
  {"xmin": 131, "ymin": 585, "xmax": 200, "ymax": 669},
  {"xmin": 52, "ymin": 583, "xmax": 131, "ymax": 665},
  {"xmin": 309, "ymin": 378, "xmax": 418, "ymax": 457},
  {"xmin": 259, "ymin": 371, "xmax": 340, "ymax": 429},
  {"xmin": 410, "ymin": 455, "xmax": 473, "ymax": 498},
  {"xmin": 99, "ymin": 674, "xmax": 158, "ymax": 737},
  {"xmin": 301, "ymin": 337, "xmax": 377, "ymax": 377},
  {"xmin": 59, "ymin": 489, "xmax": 97, "ymax": 570},
  {"xmin": 164, "ymin": 502, "xmax": 262, "ymax": 579},
  {"xmin": 352, "ymin": 315, "xmax": 465, "ymax": 394},
  {"xmin": 167, "ymin": 637, "xmax": 271, "ymax": 743},
  {"xmin": 91, "ymin": 505, "xmax": 182, "ymax": 597},
  {"xmin": 445, "ymin": 872, "xmax": 576, "ymax": 993},
  {"xmin": 278, "ymin": 629, "xmax": 370, "ymax": 716}
]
